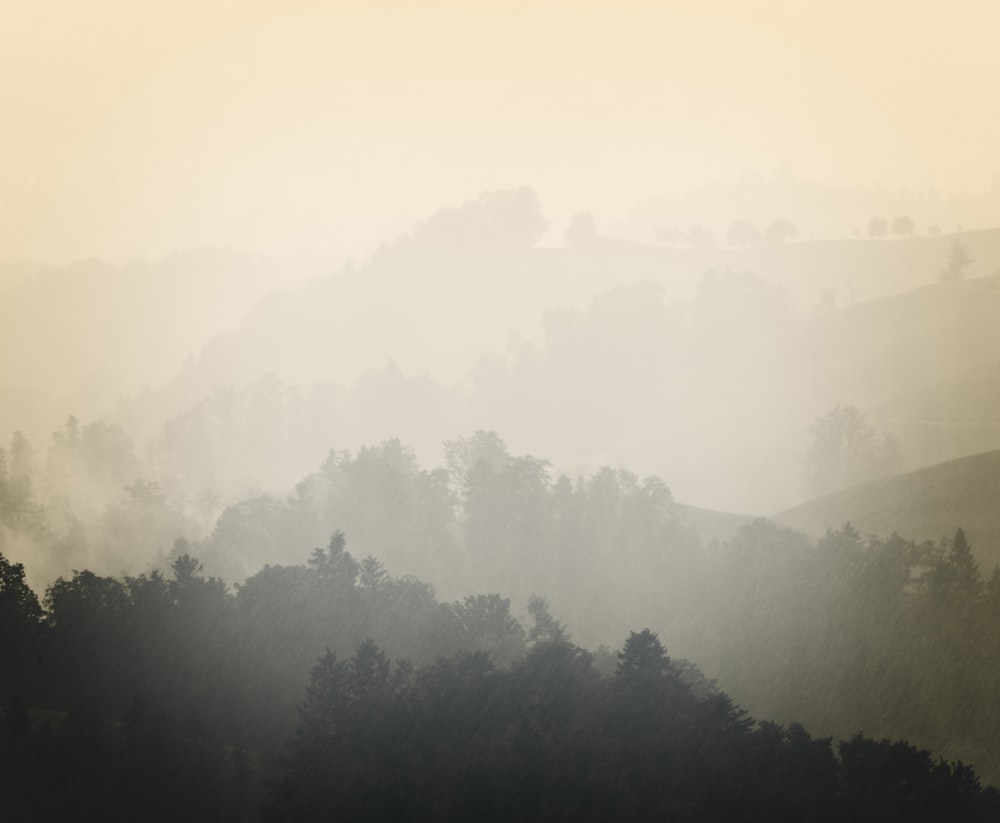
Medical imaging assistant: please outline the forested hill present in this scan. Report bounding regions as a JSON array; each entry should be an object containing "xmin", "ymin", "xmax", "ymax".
[
  {"xmin": 3, "ymin": 541, "xmax": 1000, "ymax": 822},
  {"xmin": 4, "ymin": 213, "xmax": 1000, "ymax": 518},
  {"xmin": 114, "ymin": 257, "xmax": 1000, "ymax": 516},
  {"xmin": 9, "ymin": 422, "xmax": 1000, "ymax": 783},
  {"xmin": 870, "ymin": 358, "xmax": 1000, "ymax": 469}
]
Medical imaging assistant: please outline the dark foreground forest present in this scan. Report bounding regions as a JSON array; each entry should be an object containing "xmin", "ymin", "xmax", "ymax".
[{"xmin": 3, "ymin": 523, "xmax": 1000, "ymax": 821}]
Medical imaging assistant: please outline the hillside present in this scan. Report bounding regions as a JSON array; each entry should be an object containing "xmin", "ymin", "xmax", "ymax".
[
  {"xmin": 772, "ymin": 450, "xmax": 1000, "ymax": 566},
  {"xmin": 774, "ymin": 273, "xmax": 1000, "ymax": 410},
  {"xmin": 870, "ymin": 358, "xmax": 1000, "ymax": 467}
]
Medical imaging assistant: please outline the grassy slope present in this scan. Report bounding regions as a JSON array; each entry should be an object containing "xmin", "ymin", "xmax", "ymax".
[
  {"xmin": 772, "ymin": 450, "xmax": 1000, "ymax": 566},
  {"xmin": 778, "ymin": 273, "xmax": 1000, "ymax": 407},
  {"xmin": 870, "ymin": 358, "xmax": 1000, "ymax": 468}
]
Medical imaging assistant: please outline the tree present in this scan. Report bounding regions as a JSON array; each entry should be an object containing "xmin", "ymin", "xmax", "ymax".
[
  {"xmin": 0, "ymin": 553, "xmax": 41, "ymax": 623},
  {"xmin": 407, "ymin": 187, "xmax": 548, "ymax": 251},
  {"xmin": 687, "ymin": 225, "xmax": 716, "ymax": 250},
  {"xmin": 526, "ymin": 595, "xmax": 568, "ymax": 646},
  {"xmin": 867, "ymin": 217, "xmax": 889, "ymax": 238},
  {"xmin": 450, "ymin": 593, "xmax": 525, "ymax": 664},
  {"xmin": 928, "ymin": 527, "xmax": 982, "ymax": 603},
  {"xmin": 269, "ymin": 639, "xmax": 415, "ymax": 822},
  {"xmin": 47, "ymin": 415, "xmax": 140, "ymax": 501},
  {"xmin": 891, "ymin": 215, "xmax": 915, "ymax": 237},
  {"xmin": 43, "ymin": 569, "xmax": 135, "ymax": 717},
  {"xmin": 947, "ymin": 528, "xmax": 981, "ymax": 595},
  {"xmin": 838, "ymin": 734, "xmax": 991, "ymax": 818},
  {"xmin": 727, "ymin": 220, "xmax": 762, "ymax": 247},
  {"xmin": 803, "ymin": 405, "xmax": 903, "ymax": 497},
  {"xmin": 940, "ymin": 238, "xmax": 973, "ymax": 280},
  {"xmin": 1, "ymin": 431, "xmax": 39, "ymax": 529},
  {"xmin": 444, "ymin": 430, "xmax": 508, "ymax": 497},
  {"xmin": 615, "ymin": 628, "xmax": 673, "ymax": 688},
  {"xmin": 612, "ymin": 629, "xmax": 693, "ymax": 749},
  {"xmin": 308, "ymin": 531, "xmax": 359, "ymax": 587},
  {"xmin": 764, "ymin": 218, "xmax": 799, "ymax": 244},
  {"xmin": 0, "ymin": 553, "xmax": 43, "ymax": 704}
]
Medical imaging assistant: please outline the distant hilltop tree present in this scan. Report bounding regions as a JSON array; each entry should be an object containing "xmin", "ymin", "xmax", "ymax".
[
  {"xmin": 565, "ymin": 212, "xmax": 597, "ymax": 249},
  {"xmin": 891, "ymin": 215, "xmax": 915, "ymax": 237},
  {"xmin": 940, "ymin": 238, "xmax": 973, "ymax": 281},
  {"xmin": 867, "ymin": 217, "xmax": 889, "ymax": 238},
  {"xmin": 763, "ymin": 218, "xmax": 799, "ymax": 245},
  {"xmin": 928, "ymin": 223, "xmax": 942, "ymax": 236},
  {"xmin": 405, "ymin": 187, "xmax": 548, "ymax": 251},
  {"xmin": 727, "ymin": 221, "xmax": 761, "ymax": 248},
  {"xmin": 802, "ymin": 404, "xmax": 904, "ymax": 498}
]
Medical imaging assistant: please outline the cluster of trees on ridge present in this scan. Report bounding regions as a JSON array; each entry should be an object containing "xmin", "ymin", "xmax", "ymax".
[
  {"xmin": 654, "ymin": 218, "xmax": 800, "ymax": 249},
  {"xmin": 3, "ymin": 536, "xmax": 999, "ymax": 822},
  {"xmin": 703, "ymin": 521, "xmax": 1000, "ymax": 781}
]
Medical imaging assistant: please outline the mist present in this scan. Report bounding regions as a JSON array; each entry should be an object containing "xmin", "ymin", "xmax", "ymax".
[{"xmin": 4, "ymin": 1, "xmax": 1000, "ymax": 819}]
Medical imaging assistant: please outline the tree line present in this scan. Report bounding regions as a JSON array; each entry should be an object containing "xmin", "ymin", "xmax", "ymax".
[{"xmin": 3, "ymin": 535, "xmax": 999, "ymax": 821}]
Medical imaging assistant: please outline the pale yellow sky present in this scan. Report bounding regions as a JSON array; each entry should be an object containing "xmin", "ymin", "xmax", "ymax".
[{"xmin": 2, "ymin": 0, "xmax": 999, "ymax": 262}]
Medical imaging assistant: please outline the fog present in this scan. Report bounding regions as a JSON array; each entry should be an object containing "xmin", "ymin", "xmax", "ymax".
[
  {"xmin": 4, "ymin": 2, "xmax": 1000, "ymax": 817},
  {"xmin": 5, "ymin": 0, "xmax": 1000, "ymax": 262}
]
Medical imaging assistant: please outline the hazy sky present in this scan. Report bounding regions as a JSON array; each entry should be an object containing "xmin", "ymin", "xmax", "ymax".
[{"xmin": 3, "ymin": 0, "xmax": 1000, "ymax": 262}]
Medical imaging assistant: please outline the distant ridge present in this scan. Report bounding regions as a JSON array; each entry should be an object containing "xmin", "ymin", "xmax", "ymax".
[
  {"xmin": 675, "ymin": 503, "xmax": 754, "ymax": 544},
  {"xmin": 773, "ymin": 450, "xmax": 1000, "ymax": 566}
]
